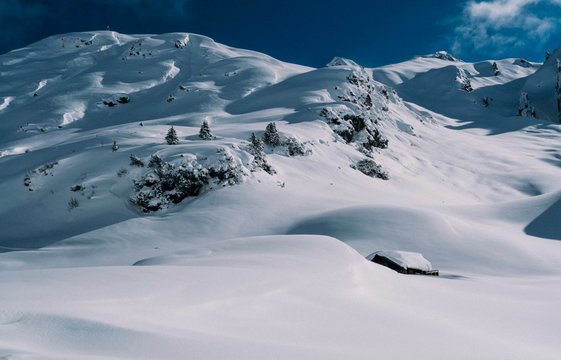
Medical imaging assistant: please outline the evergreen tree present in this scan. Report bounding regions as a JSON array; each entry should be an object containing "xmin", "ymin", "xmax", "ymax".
[
  {"xmin": 199, "ymin": 120, "xmax": 214, "ymax": 140},
  {"xmin": 165, "ymin": 126, "xmax": 179, "ymax": 145},
  {"xmin": 248, "ymin": 132, "xmax": 264, "ymax": 155},
  {"xmin": 518, "ymin": 92, "xmax": 536, "ymax": 118},
  {"xmin": 263, "ymin": 122, "xmax": 281, "ymax": 146},
  {"xmin": 248, "ymin": 132, "xmax": 275, "ymax": 174},
  {"xmin": 112, "ymin": 140, "xmax": 119, "ymax": 152},
  {"xmin": 492, "ymin": 62, "xmax": 500, "ymax": 76}
]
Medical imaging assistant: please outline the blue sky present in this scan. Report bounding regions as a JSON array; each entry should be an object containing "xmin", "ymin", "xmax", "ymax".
[{"xmin": 1, "ymin": 0, "xmax": 561, "ymax": 67}]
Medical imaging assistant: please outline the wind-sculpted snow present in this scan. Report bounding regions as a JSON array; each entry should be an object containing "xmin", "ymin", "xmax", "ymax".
[{"xmin": 1, "ymin": 31, "xmax": 561, "ymax": 359}]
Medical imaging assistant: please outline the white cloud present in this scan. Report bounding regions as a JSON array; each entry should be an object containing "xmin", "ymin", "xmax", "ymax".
[{"xmin": 451, "ymin": 0, "xmax": 561, "ymax": 56}]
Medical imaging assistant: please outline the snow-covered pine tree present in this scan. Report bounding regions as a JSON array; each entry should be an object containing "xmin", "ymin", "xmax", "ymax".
[
  {"xmin": 518, "ymin": 92, "xmax": 536, "ymax": 118},
  {"xmin": 249, "ymin": 132, "xmax": 264, "ymax": 154},
  {"xmin": 248, "ymin": 132, "xmax": 274, "ymax": 174},
  {"xmin": 199, "ymin": 120, "xmax": 214, "ymax": 140},
  {"xmin": 492, "ymin": 62, "xmax": 500, "ymax": 76},
  {"xmin": 263, "ymin": 122, "xmax": 281, "ymax": 146},
  {"xmin": 165, "ymin": 126, "xmax": 179, "ymax": 145}
]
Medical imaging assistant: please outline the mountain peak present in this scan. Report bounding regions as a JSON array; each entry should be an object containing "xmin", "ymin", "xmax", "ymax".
[{"xmin": 326, "ymin": 56, "xmax": 361, "ymax": 67}]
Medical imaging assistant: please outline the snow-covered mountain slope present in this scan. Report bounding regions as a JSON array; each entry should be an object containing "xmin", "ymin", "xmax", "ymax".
[
  {"xmin": 373, "ymin": 52, "xmax": 544, "ymax": 132},
  {"xmin": 1, "ymin": 32, "xmax": 561, "ymax": 359}
]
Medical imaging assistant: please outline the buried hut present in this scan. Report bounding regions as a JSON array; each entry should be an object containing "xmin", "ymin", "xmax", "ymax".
[{"xmin": 366, "ymin": 250, "xmax": 439, "ymax": 276}]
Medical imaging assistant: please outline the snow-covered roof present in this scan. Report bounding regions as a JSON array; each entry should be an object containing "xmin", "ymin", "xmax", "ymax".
[{"xmin": 366, "ymin": 250, "xmax": 433, "ymax": 271}]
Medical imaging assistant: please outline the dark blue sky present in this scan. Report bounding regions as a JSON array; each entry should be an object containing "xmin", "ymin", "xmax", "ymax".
[{"xmin": 1, "ymin": 0, "xmax": 561, "ymax": 67}]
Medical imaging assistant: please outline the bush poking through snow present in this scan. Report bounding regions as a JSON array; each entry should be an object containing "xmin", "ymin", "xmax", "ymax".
[
  {"xmin": 165, "ymin": 126, "xmax": 179, "ymax": 145},
  {"xmin": 199, "ymin": 120, "xmax": 214, "ymax": 140},
  {"xmin": 117, "ymin": 96, "xmax": 130, "ymax": 104},
  {"xmin": 352, "ymin": 159, "xmax": 390, "ymax": 180},
  {"xmin": 70, "ymin": 184, "xmax": 84, "ymax": 192},
  {"xmin": 492, "ymin": 62, "xmax": 500, "ymax": 76},
  {"xmin": 148, "ymin": 154, "xmax": 163, "ymax": 169},
  {"xmin": 117, "ymin": 168, "xmax": 128, "ymax": 177},
  {"xmin": 285, "ymin": 137, "xmax": 309, "ymax": 156},
  {"xmin": 263, "ymin": 122, "xmax": 281, "ymax": 146},
  {"xmin": 131, "ymin": 159, "xmax": 209, "ymax": 212},
  {"xmin": 112, "ymin": 141, "xmax": 119, "ymax": 152},
  {"xmin": 130, "ymin": 154, "xmax": 145, "ymax": 167},
  {"xmin": 67, "ymin": 197, "xmax": 79, "ymax": 211},
  {"xmin": 131, "ymin": 150, "xmax": 248, "ymax": 212},
  {"xmin": 207, "ymin": 147, "xmax": 246, "ymax": 184}
]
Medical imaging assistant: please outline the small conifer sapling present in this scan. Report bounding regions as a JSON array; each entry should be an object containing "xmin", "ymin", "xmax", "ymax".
[
  {"xmin": 199, "ymin": 120, "xmax": 214, "ymax": 140},
  {"xmin": 263, "ymin": 122, "xmax": 281, "ymax": 146},
  {"xmin": 165, "ymin": 126, "xmax": 179, "ymax": 145}
]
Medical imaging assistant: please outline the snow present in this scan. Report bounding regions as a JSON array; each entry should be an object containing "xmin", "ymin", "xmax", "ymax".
[{"xmin": 1, "ymin": 31, "xmax": 561, "ymax": 359}]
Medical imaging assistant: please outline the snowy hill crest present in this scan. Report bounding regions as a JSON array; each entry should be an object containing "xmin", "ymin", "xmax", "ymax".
[{"xmin": 1, "ymin": 30, "xmax": 561, "ymax": 360}]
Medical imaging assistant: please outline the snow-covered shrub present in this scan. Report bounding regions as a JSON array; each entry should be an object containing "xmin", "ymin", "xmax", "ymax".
[
  {"xmin": 37, "ymin": 162, "xmax": 58, "ymax": 176},
  {"xmin": 70, "ymin": 184, "xmax": 84, "ymax": 192},
  {"xmin": 112, "ymin": 141, "xmax": 119, "ymax": 152},
  {"xmin": 199, "ymin": 120, "xmax": 214, "ymax": 140},
  {"xmin": 165, "ymin": 126, "xmax": 179, "ymax": 145},
  {"xmin": 284, "ymin": 137, "xmax": 310, "ymax": 156},
  {"xmin": 148, "ymin": 154, "xmax": 163, "ymax": 169},
  {"xmin": 131, "ymin": 148, "xmax": 251, "ymax": 212},
  {"xmin": 517, "ymin": 92, "xmax": 536, "ymax": 118},
  {"xmin": 117, "ymin": 168, "xmax": 128, "ymax": 177},
  {"xmin": 263, "ymin": 122, "xmax": 281, "ymax": 146},
  {"xmin": 248, "ymin": 132, "xmax": 275, "ymax": 174},
  {"xmin": 117, "ymin": 96, "xmax": 130, "ymax": 104},
  {"xmin": 207, "ymin": 147, "xmax": 246, "ymax": 184},
  {"xmin": 131, "ymin": 159, "xmax": 209, "ymax": 212},
  {"xmin": 130, "ymin": 154, "xmax": 145, "ymax": 167},
  {"xmin": 492, "ymin": 62, "xmax": 500, "ymax": 76},
  {"xmin": 352, "ymin": 159, "xmax": 390, "ymax": 180},
  {"xmin": 23, "ymin": 175, "xmax": 32, "ymax": 188},
  {"xmin": 259, "ymin": 123, "xmax": 311, "ymax": 157},
  {"xmin": 67, "ymin": 197, "xmax": 79, "ymax": 211},
  {"xmin": 175, "ymin": 39, "xmax": 186, "ymax": 49}
]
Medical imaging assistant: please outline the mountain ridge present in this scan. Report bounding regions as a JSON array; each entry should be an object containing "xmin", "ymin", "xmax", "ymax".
[{"xmin": 1, "ymin": 31, "xmax": 561, "ymax": 360}]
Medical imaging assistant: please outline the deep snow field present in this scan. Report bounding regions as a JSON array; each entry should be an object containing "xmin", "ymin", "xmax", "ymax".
[{"xmin": 1, "ymin": 32, "xmax": 561, "ymax": 359}]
